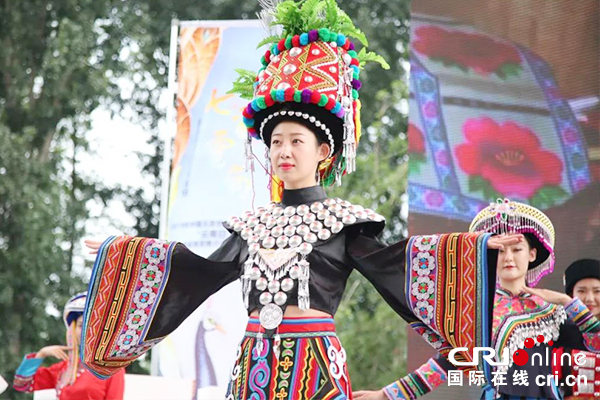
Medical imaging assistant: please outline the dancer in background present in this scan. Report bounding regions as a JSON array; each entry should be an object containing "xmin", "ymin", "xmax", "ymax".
[
  {"xmin": 13, "ymin": 293, "xmax": 125, "ymax": 400},
  {"xmin": 557, "ymin": 258, "xmax": 600, "ymax": 399},
  {"xmin": 564, "ymin": 259, "xmax": 600, "ymax": 318},
  {"xmin": 355, "ymin": 201, "xmax": 600, "ymax": 399}
]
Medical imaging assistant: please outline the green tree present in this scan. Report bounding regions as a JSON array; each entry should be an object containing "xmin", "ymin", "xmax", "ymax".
[
  {"xmin": 0, "ymin": 128, "xmax": 92, "ymax": 399},
  {"xmin": 0, "ymin": 0, "xmax": 162, "ymax": 397}
]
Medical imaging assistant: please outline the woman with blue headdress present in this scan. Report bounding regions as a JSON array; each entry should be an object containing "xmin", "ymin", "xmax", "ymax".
[{"xmin": 13, "ymin": 292, "xmax": 125, "ymax": 399}]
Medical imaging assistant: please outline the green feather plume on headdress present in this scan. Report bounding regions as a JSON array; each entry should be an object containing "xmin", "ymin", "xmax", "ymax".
[{"xmin": 229, "ymin": 0, "xmax": 389, "ymax": 99}]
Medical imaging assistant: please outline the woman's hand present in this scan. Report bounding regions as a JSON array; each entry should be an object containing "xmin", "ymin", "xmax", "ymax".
[
  {"xmin": 353, "ymin": 389, "xmax": 388, "ymax": 400},
  {"xmin": 522, "ymin": 287, "xmax": 572, "ymax": 306},
  {"xmin": 35, "ymin": 345, "xmax": 71, "ymax": 361},
  {"xmin": 84, "ymin": 239, "xmax": 103, "ymax": 255},
  {"xmin": 487, "ymin": 234, "xmax": 524, "ymax": 250}
]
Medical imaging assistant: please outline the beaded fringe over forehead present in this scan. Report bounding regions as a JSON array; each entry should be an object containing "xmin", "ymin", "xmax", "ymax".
[{"xmin": 469, "ymin": 199, "xmax": 555, "ymax": 287}]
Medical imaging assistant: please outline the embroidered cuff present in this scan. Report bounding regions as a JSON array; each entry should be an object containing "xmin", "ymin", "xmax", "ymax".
[
  {"xmin": 415, "ymin": 358, "xmax": 447, "ymax": 391},
  {"xmin": 565, "ymin": 297, "xmax": 600, "ymax": 330},
  {"xmin": 565, "ymin": 297, "xmax": 585, "ymax": 319},
  {"xmin": 384, "ymin": 380, "xmax": 410, "ymax": 400},
  {"xmin": 383, "ymin": 358, "xmax": 448, "ymax": 400},
  {"xmin": 15, "ymin": 353, "xmax": 43, "ymax": 377}
]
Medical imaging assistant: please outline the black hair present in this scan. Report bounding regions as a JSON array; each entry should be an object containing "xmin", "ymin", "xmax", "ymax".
[{"xmin": 522, "ymin": 233, "xmax": 534, "ymax": 249}]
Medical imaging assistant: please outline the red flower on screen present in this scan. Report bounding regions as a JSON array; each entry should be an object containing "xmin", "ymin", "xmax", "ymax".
[
  {"xmin": 455, "ymin": 117, "xmax": 563, "ymax": 198},
  {"xmin": 408, "ymin": 123, "xmax": 426, "ymax": 154},
  {"xmin": 413, "ymin": 26, "xmax": 522, "ymax": 77}
]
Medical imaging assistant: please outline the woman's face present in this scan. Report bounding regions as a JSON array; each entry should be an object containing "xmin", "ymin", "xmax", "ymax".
[
  {"xmin": 496, "ymin": 240, "xmax": 537, "ymax": 285},
  {"xmin": 269, "ymin": 121, "xmax": 330, "ymax": 189},
  {"xmin": 573, "ymin": 278, "xmax": 600, "ymax": 317}
]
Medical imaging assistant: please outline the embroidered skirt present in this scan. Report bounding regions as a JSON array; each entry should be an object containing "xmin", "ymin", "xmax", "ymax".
[{"xmin": 226, "ymin": 317, "xmax": 352, "ymax": 400}]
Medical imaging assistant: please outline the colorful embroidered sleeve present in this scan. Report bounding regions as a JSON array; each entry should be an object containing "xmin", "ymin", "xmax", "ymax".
[
  {"xmin": 404, "ymin": 233, "xmax": 495, "ymax": 372},
  {"xmin": 349, "ymin": 232, "xmax": 496, "ymax": 382},
  {"xmin": 565, "ymin": 297, "xmax": 600, "ymax": 352},
  {"xmin": 81, "ymin": 234, "xmax": 243, "ymax": 378},
  {"xmin": 383, "ymin": 356, "xmax": 450, "ymax": 400},
  {"xmin": 13, "ymin": 353, "xmax": 64, "ymax": 392}
]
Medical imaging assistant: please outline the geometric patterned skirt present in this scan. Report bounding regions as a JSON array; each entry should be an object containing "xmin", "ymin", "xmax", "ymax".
[{"xmin": 226, "ymin": 317, "xmax": 352, "ymax": 400}]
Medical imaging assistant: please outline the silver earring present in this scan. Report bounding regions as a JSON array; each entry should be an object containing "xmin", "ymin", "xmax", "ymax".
[
  {"xmin": 316, "ymin": 162, "xmax": 322, "ymax": 185},
  {"xmin": 265, "ymin": 147, "xmax": 271, "ymax": 174}
]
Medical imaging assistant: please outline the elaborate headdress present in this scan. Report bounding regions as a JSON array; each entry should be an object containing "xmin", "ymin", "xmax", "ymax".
[
  {"xmin": 229, "ymin": 0, "xmax": 388, "ymax": 199},
  {"xmin": 63, "ymin": 292, "xmax": 87, "ymax": 328},
  {"xmin": 469, "ymin": 198, "xmax": 555, "ymax": 287}
]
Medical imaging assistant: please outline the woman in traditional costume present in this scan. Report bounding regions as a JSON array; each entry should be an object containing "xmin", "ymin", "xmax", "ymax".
[
  {"xmin": 80, "ymin": 1, "xmax": 521, "ymax": 399},
  {"xmin": 13, "ymin": 293, "xmax": 125, "ymax": 399},
  {"xmin": 355, "ymin": 200, "xmax": 600, "ymax": 400},
  {"xmin": 557, "ymin": 258, "xmax": 600, "ymax": 399},
  {"xmin": 564, "ymin": 259, "xmax": 600, "ymax": 319}
]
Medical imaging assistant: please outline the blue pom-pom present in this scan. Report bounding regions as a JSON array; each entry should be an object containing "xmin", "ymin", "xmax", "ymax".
[
  {"xmin": 336, "ymin": 34, "xmax": 346, "ymax": 46},
  {"xmin": 300, "ymin": 33, "xmax": 309, "ymax": 46},
  {"xmin": 243, "ymin": 117, "xmax": 255, "ymax": 127},
  {"xmin": 275, "ymin": 89, "xmax": 285, "ymax": 102},
  {"xmin": 251, "ymin": 101, "xmax": 261, "ymax": 112},
  {"xmin": 331, "ymin": 103, "xmax": 342, "ymax": 114}
]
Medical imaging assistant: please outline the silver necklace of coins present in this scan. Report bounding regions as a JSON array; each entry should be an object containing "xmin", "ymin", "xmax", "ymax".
[{"xmin": 225, "ymin": 197, "xmax": 384, "ymax": 331}]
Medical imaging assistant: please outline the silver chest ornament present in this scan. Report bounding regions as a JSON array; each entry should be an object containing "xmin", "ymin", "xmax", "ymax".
[
  {"xmin": 225, "ymin": 198, "xmax": 384, "ymax": 331},
  {"xmin": 494, "ymin": 305, "xmax": 567, "ymax": 381}
]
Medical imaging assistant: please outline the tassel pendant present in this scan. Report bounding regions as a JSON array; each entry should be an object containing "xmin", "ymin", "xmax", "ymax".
[
  {"xmin": 298, "ymin": 258, "xmax": 310, "ymax": 310},
  {"xmin": 242, "ymin": 278, "xmax": 250, "ymax": 309},
  {"xmin": 244, "ymin": 139, "xmax": 254, "ymax": 173},
  {"xmin": 242, "ymin": 257, "xmax": 255, "ymax": 309},
  {"xmin": 273, "ymin": 334, "xmax": 281, "ymax": 360},
  {"xmin": 255, "ymin": 332, "xmax": 264, "ymax": 357}
]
